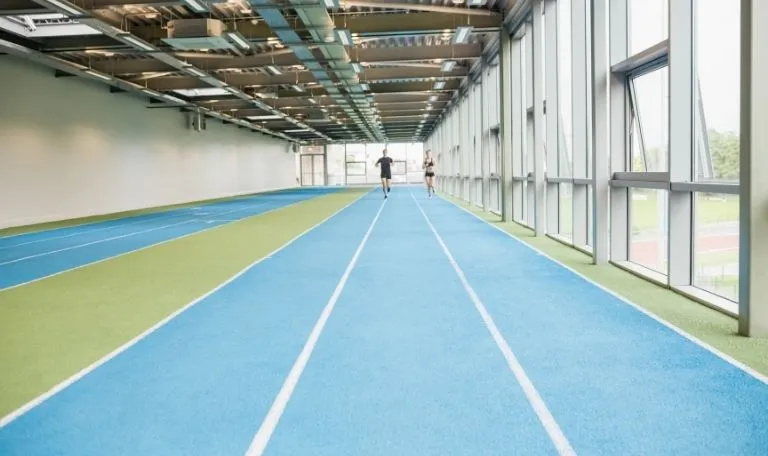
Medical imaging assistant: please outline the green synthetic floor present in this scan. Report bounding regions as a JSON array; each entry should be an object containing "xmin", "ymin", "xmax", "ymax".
[
  {"xmin": 447, "ymin": 197, "xmax": 768, "ymax": 376},
  {"xmin": 0, "ymin": 189, "xmax": 368, "ymax": 418}
]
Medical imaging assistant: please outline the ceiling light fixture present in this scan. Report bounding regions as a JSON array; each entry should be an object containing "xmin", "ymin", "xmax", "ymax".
[
  {"xmin": 181, "ymin": 0, "xmax": 208, "ymax": 13},
  {"xmin": 453, "ymin": 25, "xmax": 473, "ymax": 44},
  {"xmin": 433, "ymin": 81, "xmax": 446, "ymax": 90},
  {"xmin": 351, "ymin": 62, "xmax": 363, "ymax": 73},
  {"xmin": 291, "ymin": 84, "xmax": 304, "ymax": 92},
  {"xmin": 441, "ymin": 60, "xmax": 456, "ymax": 72},
  {"xmin": 285, "ymin": 129, "xmax": 310, "ymax": 133},
  {"xmin": 226, "ymin": 32, "xmax": 251, "ymax": 50},
  {"xmin": 247, "ymin": 115, "xmax": 283, "ymax": 120},
  {"xmin": 266, "ymin": 65, "xmax": 282, "ymax": 75},
  {"xmin": 429, "ymin": 95, "xmax": 439, "ymax": 102}
]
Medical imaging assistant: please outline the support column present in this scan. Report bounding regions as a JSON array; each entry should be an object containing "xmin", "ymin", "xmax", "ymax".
[
  {"xmin": 739, "ymin": 0, "xmax": 768, "ymax": 336},
  {"xmin": 590, "ymin": 0, "xmax": 610, "ymax": 263},
  {"xmin": 571, "ymin": 0, "xmax": 589, "ymax": 247},
  {"xmin": 511, "ymin": 32, "xmax": 525, "ymax": 222},
  {"xmin": 500, "ymin": 32, "xmax": 515, "ymax": 221},
  {"xmin": 482, "ymin": 73, "xmax": 491, "ymax": 212},
  {"xmin": 668, "ymin": 0, "xmax": 694, "ymax": 285},
  {"xmin": 545, "ymin": 0, "xmax": 560, "ymax": 234},
  {"xmin": 608, "ymin": 0, "xmax": 629, "ymax": 263},
  {"xmin": 532, "ymin": 0, "xmax": 547, "ymax": 235},
  {"xmin": 323, "ymin": 145, "xmax": 329, "ymax": 186}
]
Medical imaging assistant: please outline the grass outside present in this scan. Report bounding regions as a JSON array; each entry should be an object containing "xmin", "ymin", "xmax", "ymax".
[
  {"xmin": 0, "ymin": 188, "xmax": 368, "ymax": 418},
  {"xmin": 443, "ymin": 193, "xmax": 768, "ymax": 377},
  {"xmin": 631, "ymin": 191, "xmax": 738, "ymax": 232}
]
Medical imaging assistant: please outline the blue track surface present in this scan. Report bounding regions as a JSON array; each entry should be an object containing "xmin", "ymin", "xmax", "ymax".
[
  {"xmin": 1, "ymin": 188, "xmax": 767, "ymax": 455},
  {"xmin": 0, "ymin": 188, "xmax": 337, "ymax": 291}
]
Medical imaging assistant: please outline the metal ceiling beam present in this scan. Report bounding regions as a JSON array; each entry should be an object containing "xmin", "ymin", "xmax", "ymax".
[
  {"xmin": 86, "ymin": 43, "xmax": 483, "ymax": 74},
  {"xmin": 122, "ymin": 12, "xmax": 499, "ymax": 43},
  {"xmin": 340, "ymin": 1, "xmax": 501, "ymax": 16},
  {"xmin": 25, "ymin": 0, "xmax": 325, "ymax": 142},
  {"xmin": 142, "ymin": 66, "xmax": 468, "ymax": 90}
]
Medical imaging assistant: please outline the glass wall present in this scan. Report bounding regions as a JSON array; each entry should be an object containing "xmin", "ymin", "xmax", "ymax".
[
  {"xmin": 692, "ymin": 0, "xmax": 740, "ymax": 302},
  {"xmin": 425, "ymin": 0, "xmax": 743, "ymax": 316},
  {"xmin": 425, "ymin": 50, "xmax": 502, "ymax": 213}
]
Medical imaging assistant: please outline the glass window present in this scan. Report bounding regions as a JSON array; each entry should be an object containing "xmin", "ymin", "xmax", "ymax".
[
  {"xmin": 629, "ymin": 188, "xmax": 669, "ymax": 274},
  {"xmin": 524, "ymin": 23, "xmax": 533, "ymax": 109},
  {"xmin": 695, "ymin": 0, "xmax": 740, "ymax": 182},
  {"xmin": 557, "ymin": 0, "xmax": 573, "ymax": 178},
  {"xmin": 474, "ymin": 84, "xmax": 482, "ymax": 175},
  {"xmin": 559, "ymin": 183, "xmax": 573, "ymax": 239},
  {"xmin": 628, "ymin": 67, "xmax": 669, "ymax": 172},
  {"xmin": 587, "ymin": 185, "xmax": 593, "ymax": 246},
  {"xmin": 327, "ymin": 144, "xmax": 346, "ymax": 186},
  {"xmin": 693, "ymin": 193, "xmax": 739, "ymax": 301},
  {"xmin": 629, "ymin": 0, "xmax": 669, "ymax": 55}
]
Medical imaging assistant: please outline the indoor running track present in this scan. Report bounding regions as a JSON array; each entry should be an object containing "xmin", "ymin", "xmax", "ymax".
[
  {"xmin": 0, "ymin": 188, "xmax": 338, "ymax": 291},
  {"xmin": 1, "ymin": 189, "xmax": 767, "ymax": 455}
]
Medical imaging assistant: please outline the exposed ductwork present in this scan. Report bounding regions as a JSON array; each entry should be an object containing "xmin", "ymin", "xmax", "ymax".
[
  {"xmin": 164, "ymin": 18, "xmax": 234, "ymax": 51},
  {"xmin": 340, "ymin": 0, "xmax": 501, "ymax": 16},
  {"xmin": 247, "ymin": 0, "xmax": 383, "ymax": 142},
  {"xmin": 24, "ymin": 0, "xmax": 330, "ymax": 143}
]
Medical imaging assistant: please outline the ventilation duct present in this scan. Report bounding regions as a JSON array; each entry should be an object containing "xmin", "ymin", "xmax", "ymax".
[{"xmin": 165, "ymin": 19, "xmax": 234, "ymax": 51}]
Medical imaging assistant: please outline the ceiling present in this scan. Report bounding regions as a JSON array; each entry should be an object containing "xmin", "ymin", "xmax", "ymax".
[{"xmin": 0, "ymin": 0, "xmax": 514, "ymax": 144}]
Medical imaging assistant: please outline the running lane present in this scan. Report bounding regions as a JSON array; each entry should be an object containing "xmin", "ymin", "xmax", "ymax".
[
  {"xmin": 0, "ymin": 188, "xmax": 337, "ymax": 290},
  {"xmin": 261, "ymin": 189, "xmax": 559, "ymax": 455},
  {"xmin": 418, "ymin": 196, "xmax": 768, "ymax": 455},
  {"xmin": 0, "ymin": 192, "xmax": 381, "ymax": 456}
]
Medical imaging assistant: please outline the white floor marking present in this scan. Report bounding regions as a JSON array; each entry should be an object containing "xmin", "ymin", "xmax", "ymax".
[
  {"xmin": 412, "ymin": 192, "xmax": 577, "ymax": 456},
  {"xmin": 0, "ymin": 200, "xmax": 268, "ymax": 256},
  {"xmin": 0, "ymin": 198, "xmax": 308, "ymax": 293},
  {"xmin": 0, "ymin": 191, "xmax": 369, "ymax": 429},
  {"xmin": 0, "ymin": 213, "xmax": 186, "ymax": 251},
  {"xmin": 0, "ymin": 186, "xmax": 297, "ymax": 241},
  {"xmin": 245, "ymin": 198, "xmax": 387, "ymax": 456},
  {"xmin": 440, "ymin": 195, "xmax": 768, "ymax": 385},
  {"xmin": 0, "ymin": 220, "xmax": 196, "ymax": 266}
]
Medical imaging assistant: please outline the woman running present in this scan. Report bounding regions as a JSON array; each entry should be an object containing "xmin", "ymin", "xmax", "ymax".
[{"xmin": 423, "ymin": 150, "xmax": 436, "ymax": 198}]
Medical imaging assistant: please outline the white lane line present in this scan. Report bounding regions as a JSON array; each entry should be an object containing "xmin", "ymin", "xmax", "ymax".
[
  {"xmin": 0, "ymin": 186, "xmax": 299, "ymax": 242},
  {"xmin": 0, "ymin": 220, "xmax": 196, "ymax": 266},
  {"xmin": 411, "ymin": 192, "xmax": 577, "ymax": 456},
  {"xmin": 440, "ymin": 195, "xmax": 768, "ymax": 386},
  {"xmin": 245, "ymin": 199, "xmax": 387, "ymax": 456},
  {"xmin": 0, "ymin": 199, "xmax": 266, "ymax": 252},
  {"xmin": 0, "ymin": 191, "xmax": 370, "ymax": 429},
  {"xmin": 0, "ymin": 198, "xmax": 307, "ymax": 293},
  {"xmin": 0, "ymin": 213, "xmax": 184, "ymax": 251}
]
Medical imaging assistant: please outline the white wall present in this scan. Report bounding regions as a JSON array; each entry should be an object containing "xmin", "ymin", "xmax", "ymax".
[{"xmin": 0, "ymin": 56, "xmax": 298, "ymax": 229}]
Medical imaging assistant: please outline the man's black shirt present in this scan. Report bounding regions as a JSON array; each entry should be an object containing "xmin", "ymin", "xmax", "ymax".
[{"xmin": 376, "ymin": 156, "xmax": 394, "ymax": 174}]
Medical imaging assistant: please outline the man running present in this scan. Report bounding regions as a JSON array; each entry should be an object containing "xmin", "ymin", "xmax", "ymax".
[{"xmin": 374, "ymin": 148, "xmax": 394, "ymax": 198}]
